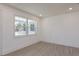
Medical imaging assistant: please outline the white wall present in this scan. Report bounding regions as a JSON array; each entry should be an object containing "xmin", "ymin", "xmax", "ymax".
[
  {"xmin": 0, "ymin": 6, "xmax": 3, "ymax": 55},
  {"xmin": 42, "ymin": 12, "xmax": 79, "ymax": 48},
  {"xmin": 0, "ymin": 4, "xmax": 41, "ymax": 55}
]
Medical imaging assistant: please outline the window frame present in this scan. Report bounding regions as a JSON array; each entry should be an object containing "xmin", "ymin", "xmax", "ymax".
[
  {"xmin": 27, "ymin": 19, "xmax": 37, "ymax": 35},
  {"xmin": 14, "ymin": 16, "xmax": 28, "ymax": 37},
  {"xmin": 14, "ymin": 16, "xmax": 38, "ymax": 37}
]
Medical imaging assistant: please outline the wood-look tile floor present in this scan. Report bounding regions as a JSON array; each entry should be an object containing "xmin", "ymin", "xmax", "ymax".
[{"xmin": 5, "ymin": 42, "xmax": 79, "ymax": 56}]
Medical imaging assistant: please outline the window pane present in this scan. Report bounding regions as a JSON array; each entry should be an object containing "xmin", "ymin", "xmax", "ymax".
[
  {"xmin": 28, "ymin": 19, "xmax": 37, "ymax": 35},
  {"xmin": 15, "ymin": 16, "xmax": 27, "ymax": 36}
]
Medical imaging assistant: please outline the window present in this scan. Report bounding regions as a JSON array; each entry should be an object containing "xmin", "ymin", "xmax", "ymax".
[
  {"xmin": 15, "ymin": 16, "xmax": 37, "ymax": 36},
  {"xmin": 15, "ymin": 16, "xmax": 27, "ymax": 36},
  {"xmin": 28, "ymin": 19, "xmax": 37, "ymax": 35}
]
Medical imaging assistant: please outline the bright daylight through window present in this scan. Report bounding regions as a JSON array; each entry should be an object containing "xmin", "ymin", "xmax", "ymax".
[
  {"xmin": 15, "ymin": 16, "xmax": 37, "ymax": 36},
  {"xmin": 28, "ymin": 19, "xmax": 37, "ymax": 35},
  {"xmin": 15, "ymin": 16, "xmax": 27, "ymax": 36}
]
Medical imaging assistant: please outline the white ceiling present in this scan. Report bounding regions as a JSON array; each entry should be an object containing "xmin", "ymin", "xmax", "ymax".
[{"xmin": 7, "ymin": 3, "xmax": 79, "ymax": 18}]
